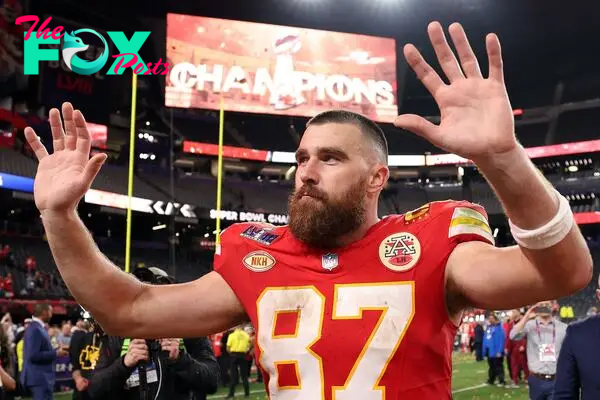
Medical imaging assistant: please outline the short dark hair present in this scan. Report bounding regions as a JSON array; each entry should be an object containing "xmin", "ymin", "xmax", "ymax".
[
  {"xmin": 306, "ymin": 110, "xmax": 388, "ymax": 164},
  {"xmin": 33, "ymin": 303, "xmax": 51, "ymax": 317}
]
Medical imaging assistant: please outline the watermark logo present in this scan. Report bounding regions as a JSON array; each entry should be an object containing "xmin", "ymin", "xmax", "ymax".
[
  {"xmin": 62, "ymin": 29, "xmax": 108, "ymax": 75},
  {"xmin": 16, "ymin": 15, "xmax": 170, "ymax": 76}
]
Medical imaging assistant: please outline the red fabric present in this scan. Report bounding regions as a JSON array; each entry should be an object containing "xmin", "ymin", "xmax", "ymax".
[
  {"xmin": 3, "ymin": 277, "xmax": 13, "ymax": 293},
  {"xmin": 214, "ymin": 200, "xmax": 493, "ymax": 399},
  {"xmin": 504, "ymin": 321, "xmax": 515, "ymax": 353},
  {"xmin": 25, "ymin": 256, "xmax": 36, "ymax": 272},
  {"xmin": 211, "ymin": 333, "xmax": 223, "ymax": 357},
  {"xmin": 510, "ymin": 349, "xmax": 529, "ymax": 384}
]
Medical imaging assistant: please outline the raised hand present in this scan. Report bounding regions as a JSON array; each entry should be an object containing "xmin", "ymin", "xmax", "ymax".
[
  {"xmin": 24, "ymin": 102, "xmax": 107, "ymax": 215},
  {"xmin": 394, "ymin": 22, "xmax": 516, "ymax": 164}
]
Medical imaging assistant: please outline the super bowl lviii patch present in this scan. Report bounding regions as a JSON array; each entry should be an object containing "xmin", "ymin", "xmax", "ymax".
[
  {"xmin": 379, "ymin": 232, "xmax": 421, "ymax": 272},
  {"xmin": 240, "ymin": 225, "xmax": 280, "ymax": 245},
  {"xmin": 243, "ymin": 251, "xmax": 276, "ymax": 272},
  {"xmin": 448, "ymin": 207, "xmax": 494, "ymax": 245}
]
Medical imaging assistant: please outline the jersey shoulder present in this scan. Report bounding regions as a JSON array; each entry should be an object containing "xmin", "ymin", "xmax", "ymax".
[
  {"xmin": 392, "ymin": 200, "xmax": 494, "ymax": 246},
  {"xmin": 433, "ymin": 200, "xmax": 494, "ymax": 245}
]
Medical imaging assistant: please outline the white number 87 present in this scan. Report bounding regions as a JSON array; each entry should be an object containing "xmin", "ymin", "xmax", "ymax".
[{"xmin": 256, "ymin": 282, "xmax": 415, "ymax": 400}]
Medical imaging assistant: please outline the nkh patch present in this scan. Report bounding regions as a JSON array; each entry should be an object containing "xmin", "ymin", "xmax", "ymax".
[
  {"xmin": 243, "ymin": 251, "xmax": 276, "ymax": 272},
  {"xmin": 448, "ymin": 207, "xmax": 494, "ymax": 245},
  {"xmin": 240, "ymin": 225, "xmax": 280, "ymax": 246}
]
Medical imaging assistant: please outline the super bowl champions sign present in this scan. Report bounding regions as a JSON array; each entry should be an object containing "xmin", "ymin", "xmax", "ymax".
[{"xmin": 165, "ymin": 14, "xmax": 398, "ymax": 122}]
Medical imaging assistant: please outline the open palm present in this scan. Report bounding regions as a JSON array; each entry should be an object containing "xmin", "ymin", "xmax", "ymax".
[
  {"xmin": 25, "ymin": 103, "xmax": 106, "ymax": 214},
  {"xmin": 395, "ymin": 22, "xmax": 516, "ymax": 162}
]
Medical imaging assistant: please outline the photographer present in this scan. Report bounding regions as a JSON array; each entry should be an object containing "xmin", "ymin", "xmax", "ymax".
[
  {"xmin": 87, "ymin": 267, "xmax": 219, "ymax": 400},
  {"xmin": 510, "ymin": 301, "xmax": 567, "ymax": 400}
]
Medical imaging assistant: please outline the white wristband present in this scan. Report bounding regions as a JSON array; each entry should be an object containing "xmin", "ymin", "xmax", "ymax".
[{"xmin": 508, "ymin": 190, "xmax": 574, "ymax": 250}]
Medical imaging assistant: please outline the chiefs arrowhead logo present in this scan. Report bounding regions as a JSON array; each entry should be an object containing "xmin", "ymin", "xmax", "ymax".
[
  {"xmin": 379, "ymin": 232, "xmax": 421, "ymax": 272},
  {"xmin": 243, "ymin": 251, "xmax": 276, "ymax": 272}
]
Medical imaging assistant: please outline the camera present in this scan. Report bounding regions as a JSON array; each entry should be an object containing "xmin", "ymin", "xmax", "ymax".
[
  {"xmin": 536, "ymin": 306, "xmax": 551, "ymax": 314},
  {"xmin": 146, "ymin": 339, "xmax": 161, "ymax": 354}
]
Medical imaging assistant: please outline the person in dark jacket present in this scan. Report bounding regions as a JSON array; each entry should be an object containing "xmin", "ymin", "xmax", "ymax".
[
  {"xmin": 553, "ymin": 277, "xmax": 600, "ymax": 399},
  {"xmin": 87, "ymin": 267, "xmax": 219, "ymax": 400},
  {"xmin": 483, "ymin": 313, "xmax": 506, "ymax": 386},
  {"xmin": 69, "ymin": 320, "xmax": 101, "ymax": 400},
  {"xmin": 473, "ymin": 323, "xmax": 484, "ymax": 362}
]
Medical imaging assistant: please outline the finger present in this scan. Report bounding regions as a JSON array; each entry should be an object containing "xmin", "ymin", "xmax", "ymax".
[
  {"xmin": 24, "ymin": 127, "xmax": 49, "ymax": 160},
  {"xmin": 61, "ymin": 102, "xmax": 77, "ymax": 150},
  {"xmin": 73, "ymin": 110, "xmax": 92, "ymax": 155},
  {"xmin": 393, "ymin": 114, "xmax": 439, "ymax": 140},
  {"xmin": 448, "ymin": 23, "xmax": 483, "ymax": 79},
  {"xmin": 82, "ymin": 153, "xmax": 107, "ymax": 185},
  {"xmin": 49, "ymin": 108, "xmax": 65, "ymax": 151},
  {"xmin": 403, "ymin": 44, "xmax": 445, "ymax": 96},
  {"xmin": 486, "ymin": 33, "xmax": 504, "ymax": 83},
  {"xmin": 427, "ymin": 21, "xmax": 465, "ymax": 82}
]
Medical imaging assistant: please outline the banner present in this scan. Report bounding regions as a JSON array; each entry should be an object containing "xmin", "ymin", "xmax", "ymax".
[
  {"xmin": 37, "ymin": 16, "xmax": 120, "ymax": 124},
  {"xmin": 84, "ymin": 189, "xmax": 197, "ymax": 218},
  {"xmin": 0, "ymin": 172, "xmax": 34, "ymax": 192},
  {"xmin": 209, "ymin": 209, "xmax": 288, "ymax": 225},
  {"xmin": 165, "ymin": 14, "xmax": 397, "ymax": 122},
  {"xmin": 55, "ymin": 354, "xmax": 73, "ymax": 381}
]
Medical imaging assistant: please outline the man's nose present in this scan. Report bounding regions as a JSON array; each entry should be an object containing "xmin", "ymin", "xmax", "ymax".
[{"xmin": 299, "ymin": 159, "xmax": 319, "ymax": 185}]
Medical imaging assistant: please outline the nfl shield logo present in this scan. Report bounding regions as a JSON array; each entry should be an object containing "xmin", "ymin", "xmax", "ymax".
[{"xmin": 321, "ymin": 253, "xmax": 338, "ymax": 271}]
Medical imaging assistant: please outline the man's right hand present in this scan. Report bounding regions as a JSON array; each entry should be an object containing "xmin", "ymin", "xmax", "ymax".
[
  {"xmin": 524, "ymin": 305, "xmax": 537, "ymax": 321},
  {"xmin": 56, "ymin": 347, "xmax": 69, "ymax": 357},
  {"xmin": 123, "ymin": 339, "xmax": 149, "ymax": 368},
  {"xmin": 75, "ymin": 376, "xmax": 89, "ymax": 392},
  {"xmin": 24, "ymin": 102, "xmax": 107, "ymax": 216}
]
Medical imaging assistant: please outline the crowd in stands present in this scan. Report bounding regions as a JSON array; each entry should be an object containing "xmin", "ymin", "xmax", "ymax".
[{"xmin": 0, "ymin": 243, "xmax": 69, "ymax": 300}]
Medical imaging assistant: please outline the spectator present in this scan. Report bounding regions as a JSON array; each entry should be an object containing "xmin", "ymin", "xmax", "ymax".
[
  {"xmin": 24, "ymin": 256, "xmax": 36, "ymax": 275},
  {"xmin": 553, "ymin": 276, "xmax": 600, "ymax": 399},
  {"xmin": 473, "ymin": 322, "xmax": 484, "ymax": 362},
  {"xmin": 88, "ymin": 267, "xmax": 219, "ymax": 400},
  {"xmin": 69, "ymin": 320, "xmax": 99, "ymax": 400},
  {"xmin": 510, "ymin": 301, "xmax": 567, "ymax": 400},
  {"xmin": 0, "ymin": 246, "xmax": 12, "ymax": 268},
  {"xmin": 483, "ymin": 313, "xmax": 506, "ymax": 387},
  {"xmin": 507, "ymin": 310, "xmax": 528, "ymax": 388},
  {"xmin": 21, "ymin": 304, "xmax": 69, "ymax": 400},
  {"xmin": 0, "ymin": 323, "xmax": 16, "ymax": 393},
  {"xmin": 56, "ymin": 323, "xmax": 72, "ymax": 348},
  {"xmin": 226, "ymin": 325, "xmax": 252, "ymax": 398},
  {"xmin": 3, "ymin": 274, "xmax": 13, "ymax": 298}
]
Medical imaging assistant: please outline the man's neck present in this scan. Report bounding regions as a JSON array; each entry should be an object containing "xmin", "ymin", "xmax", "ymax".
[{"xmin": 336, "ymin": 210, "xmax": 381, "ymax": 248}]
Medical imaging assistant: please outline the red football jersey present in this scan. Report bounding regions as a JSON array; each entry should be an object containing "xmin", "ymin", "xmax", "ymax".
[{"xmin": 214, "ymin": 200, "xmax": 494, "ymax": 399}]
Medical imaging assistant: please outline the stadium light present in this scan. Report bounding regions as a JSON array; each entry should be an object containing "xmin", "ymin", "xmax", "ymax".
[{"xmin": 568, "ymin": 165, "xmax": 578, "ymax": 172}]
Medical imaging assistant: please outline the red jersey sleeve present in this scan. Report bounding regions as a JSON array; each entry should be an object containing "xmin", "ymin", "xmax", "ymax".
[
  {"xmin": 213, "ymin": 224, "xmax": 246, "ymax": 279},
  {"xmin": 435, "ymin": 200, "xmax": 495, "ymax": 247}
]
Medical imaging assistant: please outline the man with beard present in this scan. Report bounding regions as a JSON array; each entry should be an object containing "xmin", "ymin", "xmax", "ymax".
[{"xmin": 23, "ymin": 22, "xmax": 592, "ymax": 399}]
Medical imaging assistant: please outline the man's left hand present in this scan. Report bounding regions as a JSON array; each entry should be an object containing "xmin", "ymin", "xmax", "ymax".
[
  {"xmin": 160, "ymin": 338, "xmax": 181, "ymax": 361},
  {"xmin": 394, "ymin": 22, "xmax": 516, "ymax": 165}
]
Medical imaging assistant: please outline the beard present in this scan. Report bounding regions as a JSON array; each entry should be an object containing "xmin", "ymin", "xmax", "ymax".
[{"xmin": 287, "ymin": 178, "xmax": 367, "ymax": 250}]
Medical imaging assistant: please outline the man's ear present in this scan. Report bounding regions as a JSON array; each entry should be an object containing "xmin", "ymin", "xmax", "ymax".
[{"xmin": 367, "ymin": 164, "xmax": 389, "ymax": 194}]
